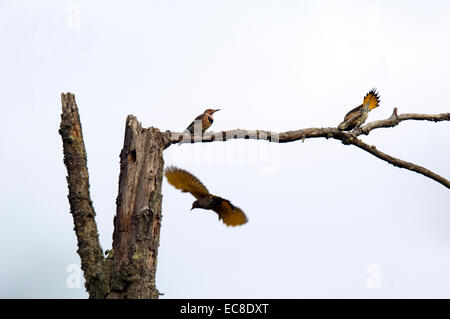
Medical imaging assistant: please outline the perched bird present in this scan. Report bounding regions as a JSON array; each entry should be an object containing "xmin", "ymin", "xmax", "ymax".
[
  {"xmin": 184, "ymin": 109, "xmax": 220, "ymax": 135},
  {"xmin": 165, "ymin": 166, "xmax": 248, "ymax": 227},
  {"xmin": 338, "ymin": 89, "xmax": 380, "ymax": 131}
]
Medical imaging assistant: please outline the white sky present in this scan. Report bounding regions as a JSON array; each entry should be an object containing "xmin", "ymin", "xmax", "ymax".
[{"xmin": 0, "ymin": 0, "xmax": 449, "ymax": 298}]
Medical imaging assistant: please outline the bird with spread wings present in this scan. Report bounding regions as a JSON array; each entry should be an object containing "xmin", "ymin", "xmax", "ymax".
[{"xmin": 165, "ymin": 166, "xmax": 248, "ymax": 227}]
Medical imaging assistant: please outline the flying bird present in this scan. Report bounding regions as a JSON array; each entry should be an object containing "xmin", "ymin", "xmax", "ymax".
[
  {"xmin": 185, "ymin": 108, "xmax": 221, "ymax": 135},
  {"xmin": 338, "ymin": 89, "xmax": 380, "ymax": 131},
  {"xmin": 165, "ymin": 166, "xmax": 248, "ymax": 227}
]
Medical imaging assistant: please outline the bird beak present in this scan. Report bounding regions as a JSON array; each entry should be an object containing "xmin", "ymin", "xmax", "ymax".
[{"xmin": 213, "ymin": 109, "xmax": 221, "ymax": 113}]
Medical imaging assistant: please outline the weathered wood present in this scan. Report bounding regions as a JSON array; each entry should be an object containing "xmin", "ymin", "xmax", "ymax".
[
  {"xmin": 59, "ymin": 93, "xmax": 109, "ymax": 298},
  {"xmin": 107, "ymin": 115, "xmax": 170, "ymax": 299}
]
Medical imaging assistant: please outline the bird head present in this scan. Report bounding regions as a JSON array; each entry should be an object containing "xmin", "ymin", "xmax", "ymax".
[
  {"xmin": 204, "ymin": 109, "xmax": 220, "ymax": 116},
  {"xmin": 191, "ymin": 200, "xmax": 201, "ymax": 211}
]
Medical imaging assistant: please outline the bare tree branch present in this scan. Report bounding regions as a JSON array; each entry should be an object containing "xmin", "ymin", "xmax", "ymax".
[
  {"xmin": 169, "ymin": 109, "xmax": 450, "ymax": 189},
  {"xmin": 170, "ymin": 109, "xmax": 450, "ymax": 145},
  {"xmin": 353, "ymin": 108, "xmax": 450, "ymax": 136},
  {"xmin": 338, "ymin": 135, "xmax": 450, "ymax": 188}
]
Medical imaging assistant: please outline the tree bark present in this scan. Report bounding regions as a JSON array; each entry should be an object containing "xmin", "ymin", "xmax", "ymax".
[
  {"xmin": 59, "ymin": 93, "xmax": 109, "ymax": 298},
  {"xmin": 107, "ymin": 115, "xmax": 170, "ymax": 299}
]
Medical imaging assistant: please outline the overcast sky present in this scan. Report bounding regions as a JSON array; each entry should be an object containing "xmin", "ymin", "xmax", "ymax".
[{"xmin": 1, "ymin": 0, "xmax": 449, "ymax": 298}]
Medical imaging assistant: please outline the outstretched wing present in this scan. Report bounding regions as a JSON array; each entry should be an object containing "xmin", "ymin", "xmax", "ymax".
[
  {"xmin": 165, "ymin": 166, "xmax": 210, "ymax": 200},
  {"xmin": 212, "ymin": 197, "xmax": 248, "ymax": 227},
  {"xmin": 363, "ymin": 88, "xmax": 380, "ymax": 111}
]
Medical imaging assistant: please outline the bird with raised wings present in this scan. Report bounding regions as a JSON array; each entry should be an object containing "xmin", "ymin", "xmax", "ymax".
[
  {"xmin": 165, "ymin": 166, "xmax": 248, "ymax": 227},
  {"xmin": 338, "ymin": 89, "xmax": 380, "ymax": 131}
]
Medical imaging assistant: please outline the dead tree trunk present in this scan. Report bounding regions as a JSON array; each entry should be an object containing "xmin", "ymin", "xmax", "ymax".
[
  {"xmin": 60, "ymin": 93, "xmax": 170, "ymax": 298},
  {"xmin": 107, "ymin": 116, "xmax": 169, "ymax": 298}
]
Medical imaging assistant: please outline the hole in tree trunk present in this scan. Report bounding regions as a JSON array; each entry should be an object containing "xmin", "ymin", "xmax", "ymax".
[{"xmin": 128, "ymin": 150, "xmax": 136, "ymax": 163}]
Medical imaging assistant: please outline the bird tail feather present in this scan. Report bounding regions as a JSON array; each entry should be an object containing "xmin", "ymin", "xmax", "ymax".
[{"xmin": 363, "ymin": 88, "xmax": 380, "ymax": 111}]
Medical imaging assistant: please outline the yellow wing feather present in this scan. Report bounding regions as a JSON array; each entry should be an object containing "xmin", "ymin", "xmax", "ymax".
[
  {"xmin": 214, "ymin": 200, "xmax": 248, "ymax": 227},
  {"xmin": 165, "ymin": 166, "xmax": 210, "ymax": 200}
]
